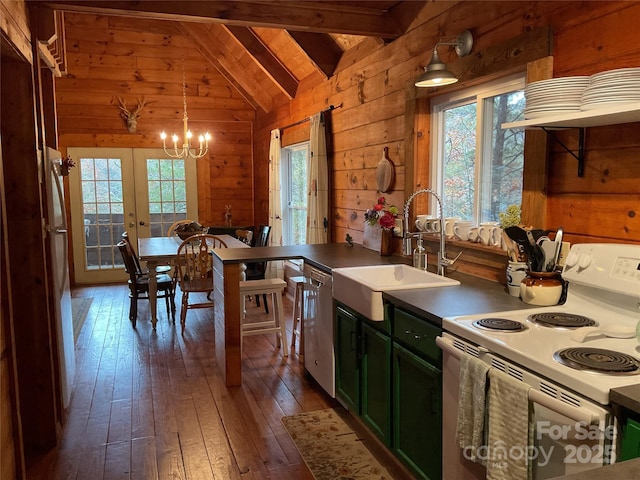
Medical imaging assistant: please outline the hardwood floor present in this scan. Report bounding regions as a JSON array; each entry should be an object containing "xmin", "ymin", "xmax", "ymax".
[{"xmin": 29, "ymin": 284, "xmax": 412, "ymax": 479}]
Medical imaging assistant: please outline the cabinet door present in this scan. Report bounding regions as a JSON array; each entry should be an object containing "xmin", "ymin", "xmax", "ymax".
[
  {"xmin": 620, "ymin": 417, "xmax": 640, "ymax": 461},
  {"xmin": 393, "ymin": 342, "xmax": 442, "ymax": 480},
  {"xmin": 361, "ymin": 321, "xmax": 391, "ymax": 446},
  {"xmin": 335, "ymin": 305, "xmax": 359, "ymax": 412}
]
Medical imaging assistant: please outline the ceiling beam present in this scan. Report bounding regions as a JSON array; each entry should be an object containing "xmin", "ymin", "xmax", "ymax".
[
  {"xmin": 288, "ymin": 31, "xmax": 343, "ymax": 80},
  {"xmin": 224, "ymin": 25, "xmax": 298, "ymax": 99},
  {"xmin": 33, "ymin": 1, "xmax": 405, "ymax": 38},
  {"xmin": 177, "ymin": 22, "xmax": 272, "ymax": 112}
]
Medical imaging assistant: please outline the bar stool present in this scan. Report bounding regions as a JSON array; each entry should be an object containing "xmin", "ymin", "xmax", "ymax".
[
  {"xmin": 289, "ymin": 276, "xmax": 305, "ymax": 354},
  {"xmin": 239, "ymin": 278, "xmax": 288, "ymax": 356}
]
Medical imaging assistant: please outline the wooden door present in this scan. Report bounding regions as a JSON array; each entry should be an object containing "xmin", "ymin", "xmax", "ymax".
[{"xmin": 68, "ymin": 147, "xmax": 197, "ymax": 284}]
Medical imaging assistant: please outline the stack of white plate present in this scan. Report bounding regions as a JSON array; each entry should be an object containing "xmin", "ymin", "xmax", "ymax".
[
  {"xmin": 581, "ymin": 67, "xmax": 640, "ymax": 111},
  {"xmin": 524, "ymin": 76, "xmax": 590, "ymax": 119}
]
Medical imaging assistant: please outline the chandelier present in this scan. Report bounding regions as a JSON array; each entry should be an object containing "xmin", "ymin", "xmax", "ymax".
[{"xmin": 160, "ymin": 62, "xmax": 210, "ymax": 158}]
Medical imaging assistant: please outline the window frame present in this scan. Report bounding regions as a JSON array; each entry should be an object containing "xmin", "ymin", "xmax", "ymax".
[
  {"xmin": 280, "ymin": 141, "xmax": 310, "ymax": 245},
  {"xmin": 429, "ymin": 73, "xmax": 525, "ymax": 223}
]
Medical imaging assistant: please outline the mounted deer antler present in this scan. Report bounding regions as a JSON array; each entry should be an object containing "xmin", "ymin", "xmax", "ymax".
[{"xmin": 117, "ymin": 96, "xmax": 147, "ymax": 133}]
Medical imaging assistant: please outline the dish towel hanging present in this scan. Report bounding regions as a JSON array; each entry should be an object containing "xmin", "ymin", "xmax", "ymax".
[
  {"xmin": 486, "ymin": 368, "xmax": 533, "ymax": 480},
  {"xmin": 456, "ymin": 354, "xmax": 490, "ymax": 463}
]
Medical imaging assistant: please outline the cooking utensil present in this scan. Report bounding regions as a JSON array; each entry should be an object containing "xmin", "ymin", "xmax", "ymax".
[
  {"xmin": 553, "ymin": 227, "xmax": 564, "ymax": 267},
  {"xmin": 526, "ymin": 230, "xmax": 545, "ymax": 271},
  {"xmin": 505, "ymin": 226, "xmax": 535, "ymax": 266},
  {"xmin": 504, "ymin": 226, "xmax": 529, "ymax": 244},
  {"xmin": 571, "ymin": 325, "xmax": 636, "ymax": 343}
]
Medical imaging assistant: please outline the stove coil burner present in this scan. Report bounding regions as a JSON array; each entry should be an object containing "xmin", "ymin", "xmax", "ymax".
[
  {"xmin": 528, "ymin": 312, "xmax": 597, "ymax": 329},
  {"xmin": 554, "ymin": 348, "xmax": 640, "ymax": 375},
  {"xmin": 472, "ymin": 318, "xmax": 526, "ymax": 332}
]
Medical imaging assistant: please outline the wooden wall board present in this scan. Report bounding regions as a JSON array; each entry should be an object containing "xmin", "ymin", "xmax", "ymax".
[{"xmin": 547, "ymin": 194, "xmax": 640, "ymax": 243}]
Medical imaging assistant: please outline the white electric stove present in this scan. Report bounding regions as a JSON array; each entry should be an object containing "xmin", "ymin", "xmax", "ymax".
[
  {"xmin": 443, "ymin": 243, "xmax": 640, "ymax": 405},
  {"xmin": 440, "ymin": 243, "xmax": 640, "ymax": 479}
]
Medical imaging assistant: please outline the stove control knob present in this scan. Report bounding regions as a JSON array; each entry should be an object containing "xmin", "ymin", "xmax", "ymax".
[
  {"xmin": 578, "ymin": 253, "xmax": 592, "ymax": 269},
  {"xmin": 565, "ymin": 250, "xmax": 579, "ymax": 268}
]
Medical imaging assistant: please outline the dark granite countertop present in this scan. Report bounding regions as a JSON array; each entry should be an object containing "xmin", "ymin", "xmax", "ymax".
[
  {"xmin": 382, "ymin": 271, "xmax": 536, "ymax": 326},
  {"xmin": 214, "ymin": 242, "xmax": 412, "ymax": 272},
  {"xmin": 611, "ymin": 384, "xmax": 640, "ymax": 414}
]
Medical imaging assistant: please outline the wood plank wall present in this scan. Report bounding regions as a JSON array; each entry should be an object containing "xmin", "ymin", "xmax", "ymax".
[
  {"xmin": 56, "ymin": 13, "xmax": 257, "ymax": 229},
  {"xmin": 1, "ymin": 1, "xmax": 32, "ymax": 477},
  {"xmin": 254, "ymin": 1, "xmax": 640, "ymax": 256}
]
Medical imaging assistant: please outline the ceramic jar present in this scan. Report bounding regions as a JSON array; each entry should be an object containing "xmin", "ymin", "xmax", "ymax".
[
  {"xmin": 520, "ymin": 271, "xmax": 563, "ymax": 306},
  {"xmin": 506, "ymin": 261, "xmax": 528, "ymax": 297}
]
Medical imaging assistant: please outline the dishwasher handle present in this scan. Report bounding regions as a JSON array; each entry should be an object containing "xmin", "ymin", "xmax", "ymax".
[{"xmin": 304, "ymin": 266, "xmax": 331, "ymax": 286}]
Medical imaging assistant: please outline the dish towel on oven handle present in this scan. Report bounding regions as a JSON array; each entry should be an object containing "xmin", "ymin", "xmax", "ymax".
[
  {"xmin": 456, "ymin": 354, "xmax": 490, "ymax": 463},
  {"xmin": 486, "ymin": 368, "xmax": 533, "ymax": 480}
]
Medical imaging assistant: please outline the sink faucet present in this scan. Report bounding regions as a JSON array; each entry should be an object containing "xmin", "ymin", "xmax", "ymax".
[{"xmin": 403, "ymin": 188, "xmax": 461, "ymax": 276}]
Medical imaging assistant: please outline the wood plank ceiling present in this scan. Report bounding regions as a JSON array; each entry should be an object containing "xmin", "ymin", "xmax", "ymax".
[{"xmin": 36, "ymin": 0, "xmax": 427, "ymax": 112}]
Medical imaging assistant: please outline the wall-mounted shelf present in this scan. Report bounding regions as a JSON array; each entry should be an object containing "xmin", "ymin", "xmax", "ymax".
[
  {"xmin": 502, "ymin": 102, "xmax": 640, "ymax": 129},
  {"xmin": 502, "ymin": 102, "xmax": 640, "ymax": 177}
]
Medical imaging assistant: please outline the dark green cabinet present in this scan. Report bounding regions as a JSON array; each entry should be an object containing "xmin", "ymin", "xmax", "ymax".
[
  {"xmin": 620, "ymin": 417, "xmax": 640, "ymax": 461},
  {"xmin": 335, "ymin": 305, "xmax": 359, "ymax": 412},
  {"xmin": 393, "ymin": 342, "xmax": 442, "ymax": 480},
  {"xmin": 361, "ymin": 321, "xmax": 392, "ymax": 445},
  {"xmin": 335, "ymin": 301, "xmax": 443, "ymax": 479},
  {"xmin": 335, "ymin": 303, "xmax": 392, "ymax": 446}
]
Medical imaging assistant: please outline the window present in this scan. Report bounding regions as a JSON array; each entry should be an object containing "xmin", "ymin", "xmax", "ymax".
[
  {"xmin": 431, "ymin": 74, "xmax": 525, "ymax": 223},
  {"xmin": 282, "ymin": 142, "xmax": 309, "ymax": 245},
  {"xmin": 146, "ymin": 157, "xmax": 188, "ymax": 236}
]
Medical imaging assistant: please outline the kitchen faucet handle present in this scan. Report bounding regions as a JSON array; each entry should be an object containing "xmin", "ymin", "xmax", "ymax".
[{"xmin": 440, "ymin": 250, "xmax": 463, "ymax": 267}]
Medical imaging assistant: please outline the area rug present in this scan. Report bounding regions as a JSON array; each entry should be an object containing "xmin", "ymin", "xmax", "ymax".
[
  {"xmin": 282, "ymin": 408, "xmax": 393, "ymax": 480},
  {"xmin": 71, "ymin": 297, "xmax": 92, "ymax": 343}
]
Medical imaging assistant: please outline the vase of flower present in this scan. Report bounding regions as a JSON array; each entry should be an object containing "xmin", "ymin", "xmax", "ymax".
[
  {"xmin": 59, "ymin": 156, "xmax": 76, "ymax": 177},
  {"xmin": 380, "ymin": 228, "xmax": 393, "ymax": 256},
  {"xmin": 364, "ymin": 196, "xmax": 398, "ymax": 256}
]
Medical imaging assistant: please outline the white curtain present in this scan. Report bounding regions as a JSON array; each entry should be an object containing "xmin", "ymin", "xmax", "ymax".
[
  {"xmin": 266, "ymin": 129, "xmax": 284, "ymax": 279},
  {"xmin": 307, "ymin": 112, "xmax": 328, "ymax": 244}
]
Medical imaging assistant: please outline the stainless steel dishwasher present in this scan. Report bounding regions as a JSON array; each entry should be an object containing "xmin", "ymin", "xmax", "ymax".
[{"xmin": 303, "ymin": 264, "xmax": 334, "ymax": 397}]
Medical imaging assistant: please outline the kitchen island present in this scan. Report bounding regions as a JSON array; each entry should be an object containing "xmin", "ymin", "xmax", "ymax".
[{"xmin": 212, "ymin": 243, "xmax": 410, "ymax": 386}]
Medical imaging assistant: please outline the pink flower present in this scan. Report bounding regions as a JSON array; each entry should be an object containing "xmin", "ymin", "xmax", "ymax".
[{"xmin": 379, "ymin": 211, "xmax": 396, "ymax": 229}]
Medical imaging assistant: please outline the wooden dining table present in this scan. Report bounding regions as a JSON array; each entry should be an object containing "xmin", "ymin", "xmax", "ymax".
[{"xmin": 138, "ymin": 234, "xmax": 248, "ymax": 328}]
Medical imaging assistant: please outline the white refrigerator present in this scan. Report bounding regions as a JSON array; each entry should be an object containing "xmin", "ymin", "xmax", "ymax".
[{"xmin": 46, "ymin": 147, "xmax": 75, "ymax": 408}]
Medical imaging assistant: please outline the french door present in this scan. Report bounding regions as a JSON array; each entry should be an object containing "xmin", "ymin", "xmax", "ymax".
[{"xmin": 67, "ymin": 147, "xmax": 197, "ymax": 284}]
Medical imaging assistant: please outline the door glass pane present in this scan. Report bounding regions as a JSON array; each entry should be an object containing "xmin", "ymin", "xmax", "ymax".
[
  {"xmin": 442, "ymin": 103, "xmax": 477, "ymax": 219},
  {"xmin": 146, "ymin": 158, "xmax": 188, "ymax": 236},
  {"xmin": 80, "ymin": 157, "xmax": 125, "ymax": 269},
  {"xmin": 480, "ymin": 91, "xmax": 525, "ymax": 222}
]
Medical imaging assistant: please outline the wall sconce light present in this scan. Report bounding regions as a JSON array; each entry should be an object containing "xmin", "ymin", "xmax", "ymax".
[{"xmin": 415, "ymin": 30, "xmax": 473, "ymax": 88}]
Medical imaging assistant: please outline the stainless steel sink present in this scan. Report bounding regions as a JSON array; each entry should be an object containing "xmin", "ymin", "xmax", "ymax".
[{"xmin": 332, "ymin": 264, "xmax": 460, "ymax": 321}]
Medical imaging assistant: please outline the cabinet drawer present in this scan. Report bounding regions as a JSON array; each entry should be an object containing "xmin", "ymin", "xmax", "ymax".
[{"xmin": 393, "ymin": 309, "xmax": 441, "ymax": 365}]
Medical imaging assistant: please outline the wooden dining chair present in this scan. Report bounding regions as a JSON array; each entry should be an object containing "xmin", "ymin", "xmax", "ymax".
[
  {"xmin": 167, "ymin": 219, "xmax": 194, "ymax": 237},
  {"xmin": 245, "ymin": 224, "xmax": 271, "ymax": 312},
  {"xmin": 117, "ymin": 240, "xmax": 176, "ymax": 328},
  {"xmin": 121, "ymin": 231, "xmax": 171, "ymax": 275},
  {"xmin": 174, "ymin": 234, "xmax": 227, "ymax": 330}
]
